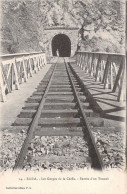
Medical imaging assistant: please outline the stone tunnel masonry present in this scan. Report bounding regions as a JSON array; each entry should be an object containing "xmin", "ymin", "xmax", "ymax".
[{"xmin": 43, "ymin": 27, "xmax": 79, "ymax": 57}]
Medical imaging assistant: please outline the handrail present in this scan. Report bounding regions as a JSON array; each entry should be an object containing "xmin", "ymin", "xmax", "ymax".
[
  {"xmin": 0, "ymin": 52, "xmax": 47, "ymax": 102},
  {"xmin": 0, "ymin": 51, "xmax": 45, "ymax": 60},
  {"xmin": 75, "ymin": 51, "xmax": 125, "ymax": 101},
  {"xmin": 76, "ymin": 51, "xmax": 125, "ymax": 56}
]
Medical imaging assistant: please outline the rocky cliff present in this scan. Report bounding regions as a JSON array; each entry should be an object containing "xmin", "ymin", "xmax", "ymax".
[{"xmin": 0, "ymin": 0, "xmax": 125, "ymax": 54}]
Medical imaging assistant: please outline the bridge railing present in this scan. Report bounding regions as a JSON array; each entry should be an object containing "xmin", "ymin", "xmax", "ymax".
[
  {"xmin": 0, "ymin": 52, "xmax": 47, "ymax": 102},
  {"xmin": 76, "ymin": 51, "xmax": 125, "ymax": 101}
]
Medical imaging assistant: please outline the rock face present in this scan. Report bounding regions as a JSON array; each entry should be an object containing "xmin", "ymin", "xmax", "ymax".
[
  {"xmin": 76, "ymin": 0, "xmax": 125, "ymax": 53},
  {"xmin": 1, "ymin": 1, "xmax": 45, "ymax": 54},
  {"xmin": 0, "ymin": 0, "xmax": 125, "ymax": 54}
]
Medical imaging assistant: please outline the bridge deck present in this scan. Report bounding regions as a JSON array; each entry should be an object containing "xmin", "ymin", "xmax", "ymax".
[
  {"xmin": 71, "ymin": 62, "xmax": 125, "ymax": 121},
  {"xmin": 0, "ymin": 63, "xmax": 51, "ymax": 129},
  {"xmin": 0, "ymin": 57, "xmax": 125, "ymax": 130}
]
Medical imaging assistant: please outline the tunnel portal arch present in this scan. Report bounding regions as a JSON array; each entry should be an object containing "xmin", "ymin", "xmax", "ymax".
[
  {"xmin": 52, "ymin": 34, "xmax": 71, "ymax": 57},
  {"xmin": 44, "ymin": 27, "xmax": 79, "ymax": 57}
]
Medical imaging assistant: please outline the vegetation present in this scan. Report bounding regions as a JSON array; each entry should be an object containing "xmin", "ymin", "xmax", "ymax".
[{"xmin": 0, "ymin": 0, "xmax": 125, "ymax": 54}]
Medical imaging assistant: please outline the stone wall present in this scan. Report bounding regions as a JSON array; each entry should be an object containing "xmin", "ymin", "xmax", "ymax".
[{"xmin": 44, "ymin": 27, "xmax": 79, "ymax": 57}]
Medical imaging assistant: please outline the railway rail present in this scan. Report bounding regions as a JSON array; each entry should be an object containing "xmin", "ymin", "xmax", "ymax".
[{"xmin": 11, "ymin": 57, "xmax": 123, "ymax": 171}]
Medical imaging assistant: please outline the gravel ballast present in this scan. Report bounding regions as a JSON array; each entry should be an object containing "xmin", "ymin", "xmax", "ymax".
[
  {"xmin": 23, "ymin": 136, "xmax": 90, "ymax": 171},
  {"xmin": 0, "ymin": 128, "xmax": 27, "ymax": 171},
  {"xmin": 91, "ymin": 127, "xmax": 125, "ymax": 169},
  {"xmin": 0, "ymin": 127, "xmax": 125, "ymax": 171}
]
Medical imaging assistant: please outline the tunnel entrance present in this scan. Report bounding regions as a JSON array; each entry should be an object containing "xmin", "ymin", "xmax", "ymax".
[{"xmin": 52, "ymin": 34, "xmax": 71, "ymax": 57}]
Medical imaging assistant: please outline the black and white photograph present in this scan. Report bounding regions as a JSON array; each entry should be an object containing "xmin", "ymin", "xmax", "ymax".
[{"xmin": 0, "ymin": 0, "xmax": 126, "ymax": 193}]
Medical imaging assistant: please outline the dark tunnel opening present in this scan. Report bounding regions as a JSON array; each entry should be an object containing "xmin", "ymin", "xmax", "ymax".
[{"xmin": 52, "ymin": 34, "xmax": 71, "ymax": 57}]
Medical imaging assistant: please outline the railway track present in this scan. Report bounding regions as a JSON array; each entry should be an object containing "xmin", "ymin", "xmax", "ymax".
[{"xmin": 13, "ymin": 57, "xmax": 104, "ymax": 170}]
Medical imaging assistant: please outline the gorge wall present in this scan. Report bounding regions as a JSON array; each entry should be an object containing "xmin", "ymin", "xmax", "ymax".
[{"xmin": 0, "ymin": 0, "xmax": 125, "ymax": 54}]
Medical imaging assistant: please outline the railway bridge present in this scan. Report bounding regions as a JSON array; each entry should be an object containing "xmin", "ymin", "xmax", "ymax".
[{"xmin": 0, "ymin": 33, "xmax": 126, "ymax": 171}]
